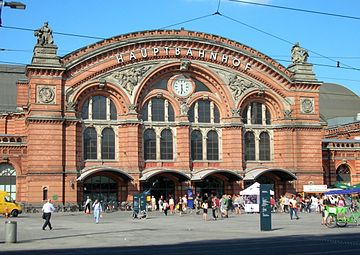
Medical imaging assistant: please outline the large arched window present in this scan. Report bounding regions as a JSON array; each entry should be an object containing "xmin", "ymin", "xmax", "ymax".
[
  {"xmin": 259, "ymin": 132, "xmax": 270, "ymax": 161},
  {"xmin": 0, "ymin": 164, "xmax": 16, "ymax": 199},
  {"xmin": 336, "ymin": 165, "xmax": 351, "ymax": 183},
  {"xmin": 191, "ymin": 130, "xmax": 203, "ymax": 160},
  {"xmin": 141, "ymin": 98, "xmax": 174, "ymax": 122},
  {"xmin": 84, "ymin": 127, "xmax": 97, "ymax": 160},
  {"xmin": 160, "ymin": 129, "xmax": 173, "ymax": 160},
  {"xmin": 189, "ymin": 99, "xmax": 220, "ymax": 123},
  {"xmin": 244, "ymin": 132, "xmax": 255, "ymax": 161},
  {"xmin": 82, "ymin": 95, "xmax": 117, "ymax": 120},
  {"xmin": 241, "ymin": 102, "xmax": 271, "ymax": 125},
  {"xmin": 207, "ymin": 130, "xmax": 219, "ymax": 160},
  {"xmin": 144, "ymin": 129, "xmax": 156, "ymax": 160},
  {"xmin": 101, "ymin": 128, "xmax": 115, "ymax": 160}
]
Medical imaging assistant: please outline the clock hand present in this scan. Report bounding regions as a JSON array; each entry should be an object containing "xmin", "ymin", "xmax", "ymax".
[{"xmin": 181, "ymin": 84, "xmax": 183, "ymax": 94}]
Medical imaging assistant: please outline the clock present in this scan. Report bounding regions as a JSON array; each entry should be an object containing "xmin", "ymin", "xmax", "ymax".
[{"xmin": 171, "ymin": 77, "xmax": 194, "ymax": 97}]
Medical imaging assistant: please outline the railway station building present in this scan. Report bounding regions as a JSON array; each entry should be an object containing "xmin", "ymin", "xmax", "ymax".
[{"xmin": 0, "ymin": 25, "xmax": 359, "ymax": 204}]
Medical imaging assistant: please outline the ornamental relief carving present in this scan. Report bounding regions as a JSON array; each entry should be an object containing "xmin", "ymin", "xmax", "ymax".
[
  {"xmin": 36, "ymin": 85, "xmax": 55, "ymax": 104},
  {"xmin": 215, "ymin": 70, "xmax": 264, "ymax": 101},
  {"xmin": 300, "ymin": 98, "xmax": 315, "ymax": 114},
  {"xmin": 105, "ymin": 65, "xmax": 152, "ymax": 96}
]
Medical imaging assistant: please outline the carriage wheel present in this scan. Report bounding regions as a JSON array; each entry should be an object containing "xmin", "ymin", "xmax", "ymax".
[
  {"xmin": 336, "ymin": 213, "xmax": 348, "ymax": 227},
  {"xmin": 326, "ymin": 215, "xmax": 337, "ymax": 228}
]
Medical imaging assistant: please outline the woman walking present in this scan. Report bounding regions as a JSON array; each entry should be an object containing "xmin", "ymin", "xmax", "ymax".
[
  {"xmin": 202, "ymin": 200, "xmax": 209, "ymax": 221},
  {"xmin": 92, "ymin": 199, "xmax": 102, "ymax": 224}
]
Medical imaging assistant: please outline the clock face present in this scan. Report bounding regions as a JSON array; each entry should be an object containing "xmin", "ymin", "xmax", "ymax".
[{"xmin": 172, "ymin": 78, "xmax": 193, "ymax": 97}]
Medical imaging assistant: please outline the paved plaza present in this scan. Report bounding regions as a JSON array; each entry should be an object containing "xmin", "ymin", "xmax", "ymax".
[{"xmin": 1, "ymin": 210, "xmax": 359, "ymax": 254}]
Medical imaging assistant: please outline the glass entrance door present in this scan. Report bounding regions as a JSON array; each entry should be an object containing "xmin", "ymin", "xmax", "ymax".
[{"xmin": 83, "ymin": 175, "xmax": 118, "ymax": 202}]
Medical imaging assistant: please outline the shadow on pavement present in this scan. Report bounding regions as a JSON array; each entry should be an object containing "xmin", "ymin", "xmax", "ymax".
[{"xmin": 1, "ymin": 232, "xmax": 360, "ymax": 255}]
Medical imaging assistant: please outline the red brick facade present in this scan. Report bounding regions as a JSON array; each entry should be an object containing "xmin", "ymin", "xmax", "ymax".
[{"xmin": 3, "ymin": 29, "xmax": 356, "ymax": 205}]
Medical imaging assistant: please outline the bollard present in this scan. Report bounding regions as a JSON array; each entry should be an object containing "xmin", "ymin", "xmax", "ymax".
[{"xmin": 5, "ymin": 221, "xmax": 17, "ymax": 243}]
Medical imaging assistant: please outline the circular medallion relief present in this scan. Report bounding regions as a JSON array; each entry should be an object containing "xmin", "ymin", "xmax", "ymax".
[
  {"xmin": 301, "ymin": 98, "xmax": 313, "ymax": 113},
  {"xmin": 38, "ymin": 86, "xmax": 55, "ymax": 104}
]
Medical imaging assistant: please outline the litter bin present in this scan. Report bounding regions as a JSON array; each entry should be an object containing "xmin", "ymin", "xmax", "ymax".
[{"xmin": 5, "ymin": 221, "xmax": 17, "ymax": 243}]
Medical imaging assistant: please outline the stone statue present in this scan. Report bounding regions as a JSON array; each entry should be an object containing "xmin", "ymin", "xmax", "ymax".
[
  {"xmin": 34, "ymin": 22, "xmax": 54, "ymax": 46},
  {"xmin": 291, "ymin": 42, "xmax": 308, "ymax": 64},
  {"xmin": 180, "ymin": 101, "xmax": 189, "ymax": 116},
  {"xmin": 180, "ymin": 59, "xmax": 190, "ymax": 71}
]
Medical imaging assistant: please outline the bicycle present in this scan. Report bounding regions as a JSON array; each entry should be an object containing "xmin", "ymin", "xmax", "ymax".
[{"xmin": 325, "ymin": 205, "xmax": 360, "ymax": 228}]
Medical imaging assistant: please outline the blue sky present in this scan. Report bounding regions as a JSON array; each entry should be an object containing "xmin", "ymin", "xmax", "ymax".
[{"xmin": 1, "ymin": 0, "xmax": 360, "ymax": 96}]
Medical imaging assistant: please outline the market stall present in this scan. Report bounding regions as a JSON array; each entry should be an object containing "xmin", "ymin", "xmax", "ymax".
[{"xmin": 240, "ymin": 182, "xmax": 274, "ymax": 213}]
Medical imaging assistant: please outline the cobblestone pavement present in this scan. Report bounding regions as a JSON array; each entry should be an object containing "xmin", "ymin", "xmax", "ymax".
[{"xmin": 1, "ymin": 210, "xmax": 359, "ymax": 254}]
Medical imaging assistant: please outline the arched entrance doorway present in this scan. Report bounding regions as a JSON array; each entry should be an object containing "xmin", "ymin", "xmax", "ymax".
[
  {"xmin": 0, "ymin": 164, "xmax": 16, "ymax": 199},
  {"xmin": 77, "ymin": 167, "xmax": 133, "ymax": 203},
  {"xmin": 143, "ymin": 176, "xmax": 175, "ymax": 201},
  {"xmin": 83, "ymin": 175, "xmax": 118, "ymax": 202},
  {"xmin": 336, "ymin": 164, "xmax": 351, "ymax": 184},
  {"xmin": 140, "ymin": 169, "xmax": 191, "ymax": 201},
  {"xmin": 195, "ymin": 176, "xmax": 224, "ymax": 197},
  {"xmin": 244, "ymin": 168, "xmax": 297, "ymax": 197},
  {"xmin": 191, "ymin": 169, "xmax": 242, "ymax": 197}
]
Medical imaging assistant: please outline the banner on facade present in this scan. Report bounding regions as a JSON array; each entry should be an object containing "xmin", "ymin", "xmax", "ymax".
[{"xmin": 303, "ymin": 185, "xmax": 327, "ymax": 193}]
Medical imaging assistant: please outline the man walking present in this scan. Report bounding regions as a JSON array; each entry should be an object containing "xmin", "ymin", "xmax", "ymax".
[{"xmin": 42, "ymin": 199, "xmax": 55, "ymax": 230}]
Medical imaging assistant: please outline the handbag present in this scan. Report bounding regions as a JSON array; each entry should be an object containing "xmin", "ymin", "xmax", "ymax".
[{"xmin": 42, "ymin": 213, "xmax": 46, "ymax": 219}]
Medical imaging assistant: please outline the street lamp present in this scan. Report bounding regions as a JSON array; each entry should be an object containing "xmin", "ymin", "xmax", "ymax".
[
  {"xmin": 0, "ymin": 1, "xmax": 26, "ymax": 26},
  {"xmin": 2, "ymin": 1, "xmax": 26, "ymax": 9}
]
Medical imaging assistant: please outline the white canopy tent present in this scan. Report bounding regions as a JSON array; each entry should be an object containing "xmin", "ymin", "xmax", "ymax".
[
  {"xmin": 240, "ymin": 182, "xmax": 274, "ymax": 196},
  {"xmin": 240, "ymin": 182, "xmax": 274, "ymax": 213}
]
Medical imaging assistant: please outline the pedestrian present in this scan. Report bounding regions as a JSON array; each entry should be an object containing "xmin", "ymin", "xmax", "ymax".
[
  {"xmin": 202, "ymin": 200, "xmax": 208, "ymax": 221},
  {"xmin": 42, "ymin": 199, "xmax": 55, "ymax": 230},
  {"xmin": 163, "ymin": 200, "xmax": 169, "ymax": 216},
  {"xmin": 321, "ymin": 195, "xmax": 331, "ymax": 225},
  {"xmin": 84, "ymin": 196, "xmax": 92, "ymax": 214},
  {"xmin": 289, "ymin": 195, "xmax": 299, "ymax": 220},
  {"xmin": 92, "ymin": 199, "xmax": 102, "ymax": 224},
  {"xmin": 194, "ymin": 194, "xmax": 201, "ymax": 215},
  {"xmin": 177, "ymin": 197, "xmax": 183, "ymax": 216},
  {"xmin": 234, "ymin": 194, "xmax": 242, "ymax": 214},
  {"xmin": 151, "ymin": 195, "xmax": 156, "ymax": 211},
  {"xmin": 211, "ymin": 195, "xmax": 218, "ymax": 220},
  {"xmin": 158, "ymin": 195, "xmax": 164, "ymax": 212},
  {"xmin": 284, "ymin": 195, "xmax": 290, "ymax": 213},
  {"xmin": 169, "ymin": 196, "xmax": 175, "ymax": 214}
]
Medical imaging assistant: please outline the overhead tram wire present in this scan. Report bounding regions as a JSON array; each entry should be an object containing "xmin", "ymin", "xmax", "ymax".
[
  {"xmin": 227, "ymin": 0, "xmax": 360, "ymax": 21},
  {"xmin": 159, "ymin": 13, "xmax": 215, "ymax": 29},
  {"xmin": 1, "ymin": 25, "xmax": 106, "ymax": 40},
  {"xmin": 218, "ymin": 13, "xmax": 360, "ymax": 71},
  {"xmin": 1, "ymin": 7, "xmax": 360, "ymax": 73}
]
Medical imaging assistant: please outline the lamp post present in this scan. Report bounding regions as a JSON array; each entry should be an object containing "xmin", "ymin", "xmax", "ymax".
[
  {"xmin": 0, "ymin": 1, "xmax": 26, "ymax": 26},
  {"xmin": 3, "ymin": 1, "xmax": 26, "ymax": 9}
]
